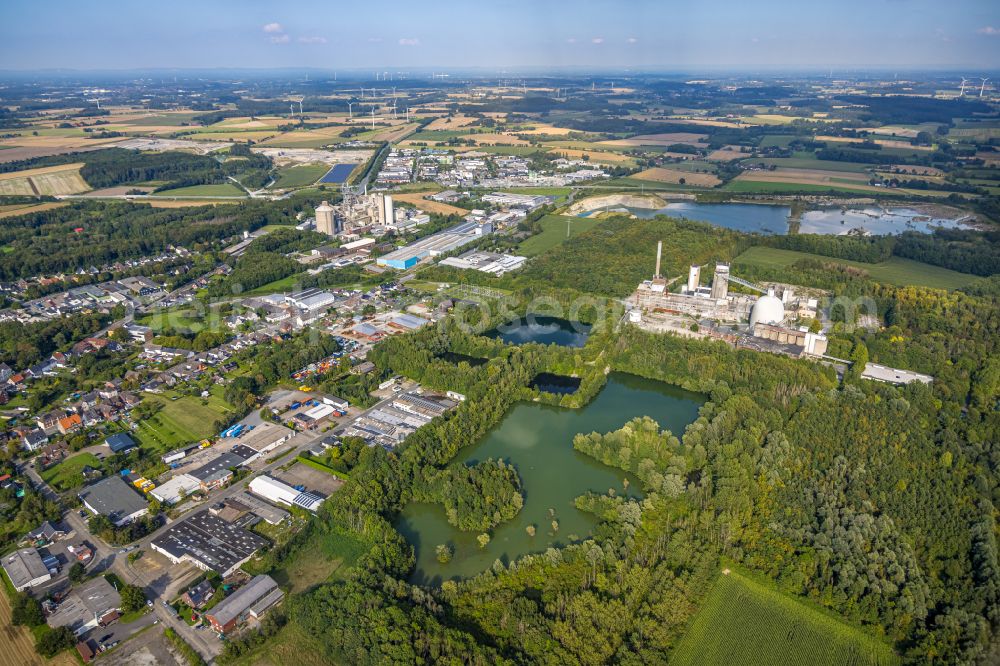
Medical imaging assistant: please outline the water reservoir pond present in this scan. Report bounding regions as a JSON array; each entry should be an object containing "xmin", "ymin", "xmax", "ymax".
[
  {"xmin": 395, "ymin": 373, "xmax": 704, "ymax": 585},
  {"xmin": 596, "ymin": 201, "xmax": 969, "ymax": 236},
  {"xmin": 530, "ymin": 372, "xmax": 581, "ymax": 395},
  {"xmin": 485, "ymin": 315, "xmax": 591, "ymax": 348}
]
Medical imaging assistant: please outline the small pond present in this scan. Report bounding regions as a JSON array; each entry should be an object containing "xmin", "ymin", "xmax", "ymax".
[{"xmin": 485, "ymin": 315, "xmax": 591, "ymax": 348}]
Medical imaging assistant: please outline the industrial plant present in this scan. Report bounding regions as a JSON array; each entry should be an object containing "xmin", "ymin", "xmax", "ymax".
[{"xmin": 630, "ymin": 241, "xmax": 828, "ymax": 358}]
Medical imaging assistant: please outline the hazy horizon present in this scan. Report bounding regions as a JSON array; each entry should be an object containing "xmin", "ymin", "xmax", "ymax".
[{"xmin": 2, "ymin": 0, "xmax": 999, "ymax": 71}]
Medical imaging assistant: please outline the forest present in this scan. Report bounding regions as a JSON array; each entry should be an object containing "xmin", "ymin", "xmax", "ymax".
[
  {"xmin": 0, "ymin": 146, "xmax": 274, "ymax": 191},
  {"xmin": 0, "ymin": 199, "xmax": 307, "ymax": 280}
]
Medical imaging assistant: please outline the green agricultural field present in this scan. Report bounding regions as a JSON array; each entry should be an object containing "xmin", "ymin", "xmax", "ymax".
[
  {"xmin": 151, "ymin": 183, "xmax": 246, "ymax": 197},
  {"xmin": 518, "ymin": 214, "xmax": 604, "ymax": 257},
  {"xmin": 40, "ymin": 453, "xmax": 102, "ymax": 491},
  {"xmin": 671, "ymin": 569, "xmax": 899, "ymax": 666},
  {"xmin": 406, "ymin": 130, "xmax": 471, "ymax": 142},
  {"xmin": 759, "ymin": 135, "xmax": 797, "ymax": 148},
  {"xmin": 734, "ymin": 246, "xmax": 976, "ymax": 290},
  {"xmin": 134, "ymin": 392, "xmax": 235, "ymax": 451},
  {"xmin": 273, "ymin": 163, "xmax": 329, "ymax": 188},
  {"xmin": 723, "ymin": 180, "xmax": 881, "ymax": 195},
  {"xmin": 751, "ymin": 157, "xmax": 871, "ymax": 173}
]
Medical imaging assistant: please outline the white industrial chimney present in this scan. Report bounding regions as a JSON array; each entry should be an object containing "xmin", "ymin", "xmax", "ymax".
[{"xmin": 654, "ymin": 241, "xmax": 662, "ymax": 279}]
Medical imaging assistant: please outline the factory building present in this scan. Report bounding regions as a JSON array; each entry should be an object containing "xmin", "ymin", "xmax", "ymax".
[
  {"xmin": 78, "ymin": 476, "xmax": 149, "ymax": 527},
  {"xmin": 205, "ymin": 574, "xmax": 284, "ymax": 635},
  {"xmin": 150, "ymin": 510, "xmax": 268, "ymax": 576},
  {"xmin": 3, "ymin": 548, "xmax": 51, "ymax": 592},
  {"xmin": 752, "ymin": 323, "xmax": 828, "ymax": 356},
  {"xmin": 248, "ymin": 475, "xmax": 325, "ymax": 513},
  {"xmin": 46, "ymin": 577, "xmax": 121, "ymax": 637},
  {"xmin": 377, "ymin": 220, "xmax": 494, "ymax": 270}
]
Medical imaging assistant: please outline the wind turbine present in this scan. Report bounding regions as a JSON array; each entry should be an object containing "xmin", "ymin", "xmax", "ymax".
[
  {"xmin": 289, "ymin": 103, "xmax": 295, "ymax": 116},
  {"xmin": 980, "ymin": 78, "xmax": 990, "ymax": 98},
  {"xmin": 960, "ymin": 77, "xmax": 969, "ymax": 96},
  {"xmin": 405, "ymin": 107, "xmax": 411, "ymax": 122},
  {"xmin": 348, "ymin": 102, "xmax": 354, "ymax": 119},
  {"xmin": 298, "ymin": 99, "xmax": 303, "ymax": 114},
  {"xmin": 371, "ymin": 106, "xmax": 376, "ymax": 130}
]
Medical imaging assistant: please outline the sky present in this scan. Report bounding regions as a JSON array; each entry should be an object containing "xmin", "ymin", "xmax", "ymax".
[{"xmin": 1, "ymin": 0, "xmax": 999, "ymax": 71}]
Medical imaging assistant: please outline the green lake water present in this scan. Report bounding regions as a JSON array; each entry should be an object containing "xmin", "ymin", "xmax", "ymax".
[{"xmin": 395, "ymin": 372, "xmax": 704, "ymax": 585}]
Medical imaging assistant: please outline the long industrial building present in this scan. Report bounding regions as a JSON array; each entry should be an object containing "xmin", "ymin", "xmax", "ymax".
[
  {"xmin": 248, "ymin": 474, "xmax": 325, "ymax": 512},
  {"xmin": 150, "ymin": 510, "xmax": 268, "ymax": 576},
  {"xmin": 377, "ymin": 221, "xmax": 494, "ymax": 270}
]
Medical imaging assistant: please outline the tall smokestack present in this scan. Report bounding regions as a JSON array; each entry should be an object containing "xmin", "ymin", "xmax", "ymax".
[{"xmin": 654, "ymin": 241, "xmax": 662, "ymax": 279}]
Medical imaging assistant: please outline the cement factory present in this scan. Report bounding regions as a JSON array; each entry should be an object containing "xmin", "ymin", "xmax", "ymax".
[
  {"xmin": 313, "ymin": 191, "xmax": 429, "ymax": 238},
  {"xmin": 629, "ymin": 241, "xmax": 828, "ymax": 358}
]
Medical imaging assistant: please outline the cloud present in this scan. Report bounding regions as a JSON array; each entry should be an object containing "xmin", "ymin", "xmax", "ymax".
[
  {"xmin": 626, "ymin": 37, "xmax": 638, "ymax": 44},
  {"xmin": 298, "ymin": 36, "xmax": 327, "ymax": 44},
  {"xmin": 367, "ymin": 37, "xmax": 383, "ymax": 43},
  {"xmin": 591, "ymin": 37, "xmax": 604, "ymax": 44},
  {"xmin": 751, "ymin": 37, "xmax": 759, "ymax": 43},
  {"xmin": 263, "ymin": 23, "xmax": 284, "ymax": 34},
  {"xmin": 269, "ymin": 34, "xmax": 290, "ymax": 44},
  {"xmin": 399, "ymin": 37, "xmax": 420, "ymax": 46},
  {"xmin": 978, "ymin": 26, "xmax": 1000, "ymax": 36},
  {"xmin": 566, "ymin": 37, "xmax": 577, "ymax": 44}
]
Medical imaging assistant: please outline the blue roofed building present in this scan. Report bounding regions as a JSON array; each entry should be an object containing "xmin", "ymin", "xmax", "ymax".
[{"xmin": 105, "ymin": 433, "xmax": 137, "ymax": 454}]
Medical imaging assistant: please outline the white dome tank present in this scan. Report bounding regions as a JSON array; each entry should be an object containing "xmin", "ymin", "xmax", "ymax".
[{"xmin": 750, "ymin": 288, "xmax": 785, "ymax": 327}]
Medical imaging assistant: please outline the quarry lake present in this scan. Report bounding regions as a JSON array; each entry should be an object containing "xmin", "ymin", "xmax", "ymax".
[
  {"xmin": 612, "ymin": 202, "xmax": 971, "ymax": 236},
  {"xmin": 395, "ymin": 373, "xmax": 704, "ymax": 585},
  {"xmin": 485, "ymin": 315, "xmax": 591, "ymax": 348}
]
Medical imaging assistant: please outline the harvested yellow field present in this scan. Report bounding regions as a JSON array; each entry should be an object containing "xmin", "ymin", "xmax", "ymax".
[
  {"xmin": 0, "ymin": 135, "xmax": 121, "ymax": 149},
  {"xmin": 547, "ymin": 148, "xmax": 634, "ymax": 164},
  {"xmin": 670, "ymin": 118, "xmax": 749, "ymax": 128},
  {"xmin": 261, "ymin": 126, "xmax": 348, "ymax": 146},
  {"xmin": 634, "ymin": 168, "xmax": 721, "ymax": 187},
  {"xmin": 217, "ymin": 116, "xmax": 287, "ymax": 129},
  {"xmin": 753, "ymin": 114, "xmax": 836, "ymax": 125},
  {"xmin": 0, "ymin": 163, "xmax": 90, "ymax": 195},
  {"xmin": 425, "ymin": 114, "xmax": 479, "ymax": 130},
  {"xmin": 602, "ymin": 132, "xmax": 707, "ymax": 147},
  {"xmin": 392, "ymin": 192, "xmax": 469, "ymax": 216},
  {"xmin": 462, "ymin": 133, "xmax": 531, "ymax": 146},
  {"xmin": 518, "ymin": 125, "xmax": 577, "ymax": 136},
  {"xmin": 0, "ymin": 202, "xmax": 67, "ymax": 218},
  {"xmin": 859, "ymin": 126, "xmax": 921, "ymax": 139},
  {"xmin": 707, "ymin": 146, "xmax": 746, "ymax": 161}
]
